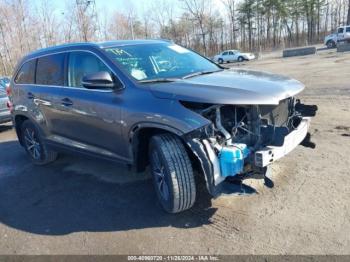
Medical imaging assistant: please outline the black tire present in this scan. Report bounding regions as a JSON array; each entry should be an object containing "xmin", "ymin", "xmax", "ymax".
[
  {"xmin": 218, "ymin": 58, "xmax": 224, "ymax": 64},
  {"xmin": 149, "ymin": 134, "xmax": 196, "ymax": 213},
  {"xmin": 327, "ymin": 40, "xmax": 336, "ymax": 49},
  {"xmin": 238, "ymin": 56, "xmax": 244, "ymax": 62},
  {"xmin": 21, "ymin": 120, "xmax": 58, "ymax": 165}
]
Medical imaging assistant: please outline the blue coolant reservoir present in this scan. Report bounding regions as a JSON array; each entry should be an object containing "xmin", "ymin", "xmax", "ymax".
[{"xmin": 219, "ymin": 144, "xmax": 250, "ymax": 177}]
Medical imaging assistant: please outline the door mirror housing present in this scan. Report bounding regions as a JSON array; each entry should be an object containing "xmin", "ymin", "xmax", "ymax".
[{"xmin": 82, "ymin": 71, "xmax": 115, "ymax": 90}]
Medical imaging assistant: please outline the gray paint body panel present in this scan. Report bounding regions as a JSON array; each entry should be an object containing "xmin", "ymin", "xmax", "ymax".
[{"xmin": 150, "ymin": 69, "xmax": 305, "ymax": 105}]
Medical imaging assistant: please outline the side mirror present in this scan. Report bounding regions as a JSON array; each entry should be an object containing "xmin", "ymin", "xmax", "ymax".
[{"xmin": 82, "ymin": 71, "xmax": 115, "ymax": 89}]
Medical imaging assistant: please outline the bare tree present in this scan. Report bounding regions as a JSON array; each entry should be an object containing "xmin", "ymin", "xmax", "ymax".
[
  {"xmin": 222, "ymin": 0, "xmax": 237, "ymax": 48},
  {"xmin": 347, "ymin": 0, "xmax": 350, "ymax": 24},
  {"xmin": 182, "ymin": 0, "xmax": 211, "ymax": 55},
  {"xmin": 75, "ymin": 0, "xmax": 99, "ymax": 42},
  {"xmin": 37, "ymin": 0, "xmax": 58, "ymax": 47}
]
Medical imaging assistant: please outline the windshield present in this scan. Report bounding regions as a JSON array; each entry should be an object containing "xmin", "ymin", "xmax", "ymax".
[{"xmin": 104, "ymin": 43, "xmax": 220, "ymax": 81}]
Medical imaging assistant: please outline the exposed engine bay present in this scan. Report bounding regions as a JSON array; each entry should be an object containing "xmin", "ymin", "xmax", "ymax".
[
  {"xmin": 182, "ymin": 98, "xmax": 317, "ymax": 194},
  {"xmin": 183, "ymin": 98, "xmax": 314, "ymax": 148}
]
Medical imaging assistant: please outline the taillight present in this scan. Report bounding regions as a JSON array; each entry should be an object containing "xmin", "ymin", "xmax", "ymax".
[
  {"xmin": 5, "ymin": 84, "xmax": 11, "ymax": 97},
  {"xmin": 7, "ymin": 100, "xmax": 13, "ymax": 112}
]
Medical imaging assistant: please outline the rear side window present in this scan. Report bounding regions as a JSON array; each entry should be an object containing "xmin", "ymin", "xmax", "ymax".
[
  {"xmin": 347, "ymin": 27, "xmax": 350, "ymax": 32},
  {"xmin": 14, "ymin": 60, "xmax": 36, "ymax": 84},
  {"xmin": 36, "ymin": 54, "xmax": 65, "ymax": 86},
  {"xmin": 222, "ymin": 52, "xmax": 228, "ymax": 56},
  {"xmin": 338, "ymin": 28, "xmax": 344, "ymax": 33}
]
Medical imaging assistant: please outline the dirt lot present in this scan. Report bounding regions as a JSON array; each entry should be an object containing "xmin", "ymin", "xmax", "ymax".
[{"xmin": 0, "ymin": 48, "xmax": 349, "ymax": 255}]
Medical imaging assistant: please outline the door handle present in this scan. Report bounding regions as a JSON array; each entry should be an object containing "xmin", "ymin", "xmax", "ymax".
[
  {"xmin": 61, "ymin": 98, "xmax": 73, "ymax": 106},
  {"xmin": 27, "ymin": 92, "xmax": 35, "ymax": 99}
]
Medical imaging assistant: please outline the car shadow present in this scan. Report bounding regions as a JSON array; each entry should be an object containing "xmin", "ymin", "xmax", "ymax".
[
  {"xmin": 317, "ymin": 47, "xmax": 334, "ymax": 51},
  {"xmin": 0, "ymin": 140, "xmax": 218, "ymax": 235}
]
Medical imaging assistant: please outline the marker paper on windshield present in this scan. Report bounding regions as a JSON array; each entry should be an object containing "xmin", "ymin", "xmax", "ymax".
[{"xmin": 168, "ymin": 45, "xmax": 190, "ymax": 54}]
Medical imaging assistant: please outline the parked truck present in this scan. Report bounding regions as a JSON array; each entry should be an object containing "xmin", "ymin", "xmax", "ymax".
[{"xmin": 324, "ymin": 25, "xmax": 350, "ymax": 48}]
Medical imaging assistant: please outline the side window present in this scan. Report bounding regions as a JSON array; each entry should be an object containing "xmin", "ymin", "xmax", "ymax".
[
  {"xmin": 338, "ymin": 28, "xmax": 344, "ymax": 34},
  {"xmin": 222, "ymin": 52, "xmax": 228, "ymax": 56},
  {"xmin": 14, "ymin": 59, "xmax": 36, "ymax": 84},
  {"xmin": 68, "ymin": 52, "xmax": 111, "ymax": 87},
  {"xmin": 229, "ymin": 51, "xmax": 234, "ymax": 55},
  {"xmin": 36, "ymin": 54, "xmax": 65, "ymax": 86},
  {"xmin": 346, "ymin": 27, "xmax": 350, "ymax": 33}
]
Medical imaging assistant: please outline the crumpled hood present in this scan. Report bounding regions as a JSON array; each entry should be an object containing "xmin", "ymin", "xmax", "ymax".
[{"xmin": 149, "ymin": 69, "xmax": 305, "ymax": 105}]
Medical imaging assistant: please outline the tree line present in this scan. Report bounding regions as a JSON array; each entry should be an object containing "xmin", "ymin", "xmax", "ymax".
[{"xmin": 0, "ymin": 0, "xmax": 350, "ymax": 76}]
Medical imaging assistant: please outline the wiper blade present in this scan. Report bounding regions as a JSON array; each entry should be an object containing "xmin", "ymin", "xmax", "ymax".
[
  {"xmin": 139, "ymin": 78, "xmax": 179, "ymax": 83},
  {"xmin": 182, "ymin": 69, "xmax": 223, "ymax": 79}
]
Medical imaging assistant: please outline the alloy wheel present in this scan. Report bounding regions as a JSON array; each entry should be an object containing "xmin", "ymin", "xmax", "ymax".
[
  {"xmin": 151, "ymin": 151, "xmax": 170, "ymax": 201},
  {"xmin": 24, "ymin": 128, "xmax": 41, "ymax": 160}
]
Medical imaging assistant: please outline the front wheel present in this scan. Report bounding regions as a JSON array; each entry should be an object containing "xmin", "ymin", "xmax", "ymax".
[
  {"xmin": 327, "ymin": 40, "xmax": 336, "ymax": 49},
  {"xmin": 149, "ymin": 134, "xmax": 196, "ymax": 213},
  {"xmin": 21, "ymin": 120, "xmax": 58, "ymax": 165},
  {"xmin": 218, "ymin": 58, "xmax": 224, "ymax": 64}
]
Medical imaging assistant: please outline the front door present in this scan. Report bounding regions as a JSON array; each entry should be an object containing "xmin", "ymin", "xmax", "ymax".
[
  {"xmin": 57, "ymin": 51, "xmax": 126, "ymax": 161},
  {"xmin": 338, "ymin": 27, "xmax": 345, "ymax": 42}
]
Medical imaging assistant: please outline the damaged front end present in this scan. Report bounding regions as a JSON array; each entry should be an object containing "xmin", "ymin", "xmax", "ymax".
[{"xmin": 183, "ymin": 98, "xmax": 318, "ymax": 197}]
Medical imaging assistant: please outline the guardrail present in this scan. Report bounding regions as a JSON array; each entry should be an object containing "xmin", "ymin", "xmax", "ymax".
[{"xmin": 283, "ymin": 47, "xmax": 317, "ymax": 58}]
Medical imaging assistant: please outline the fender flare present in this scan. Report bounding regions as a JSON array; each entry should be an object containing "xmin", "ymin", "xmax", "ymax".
[
  {"xmin": 13, "ymin": 112, "xmax": 46, "ymax": 146},
  {"xmin": 128, "ymin": 122, "xmax": 185, "ymax": 170}
]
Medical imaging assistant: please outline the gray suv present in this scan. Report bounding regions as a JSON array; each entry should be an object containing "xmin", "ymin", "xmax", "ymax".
[{"xmin": 9, "ymin": 40, "xmax": 317, "ymax": 213}]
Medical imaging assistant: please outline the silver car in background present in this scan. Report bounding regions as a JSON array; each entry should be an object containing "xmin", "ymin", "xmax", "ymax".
[
  {"xmin": 214, "ymin": 50, "xmax": 256, "ymax": 63},
  {"xmin": 0, "ymin": 77, "xmax": 11, "ymax": 124}
]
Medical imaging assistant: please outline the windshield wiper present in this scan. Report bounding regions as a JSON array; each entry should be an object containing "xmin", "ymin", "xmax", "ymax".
[
  {"xmin": 139, "ymin": 78, "xmax": 179, "ymax": 84},
  {"xmin": 182, "ymin": 69, "xmax": 223, "ymax": 79}
]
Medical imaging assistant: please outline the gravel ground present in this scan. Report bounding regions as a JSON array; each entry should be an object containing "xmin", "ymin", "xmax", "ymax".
[{"xmin": 0, "ymin": 48, "xmax": 349, "ymax": 255}]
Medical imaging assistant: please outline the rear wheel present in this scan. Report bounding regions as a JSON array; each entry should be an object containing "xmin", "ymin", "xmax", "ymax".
[
  {"xmin": 149, "ymin": 134, "xmax": 196, "ymax": 213},
  {"xmin": 21, "ymin": 120, "xmax": 58, "ymax": 165}
]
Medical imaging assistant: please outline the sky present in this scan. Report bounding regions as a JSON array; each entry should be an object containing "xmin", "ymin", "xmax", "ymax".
[{"xmin": 32, "ymin": 0, "xmax": 226, "ymax": 21}]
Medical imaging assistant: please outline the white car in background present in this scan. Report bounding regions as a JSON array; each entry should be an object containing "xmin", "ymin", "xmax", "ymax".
[{"xmin": 213, "ymin": 50, "xmax": 256, "ymax": 64}]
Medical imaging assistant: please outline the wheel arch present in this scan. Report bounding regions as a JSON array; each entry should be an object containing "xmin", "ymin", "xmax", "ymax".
[
  {"xmin": 14, "ymin": 114, "xmax": 30, "ymax": 146},
  {"xmin": 129, "ymin": 123, "xmax": 201, "ymax": 173},
  {"xmin": 326, "ymin": 39, "xmax": 336, "ymax": 47},
  {"xmin": 13, "ymin": 114, "xmax": 46, "ymax": 146}
]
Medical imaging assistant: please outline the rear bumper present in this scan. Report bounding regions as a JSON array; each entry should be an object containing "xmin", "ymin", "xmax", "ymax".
[
  {"xmin": 246, "ymin": 55, "xmax": 256, "ymax": 60},
  {"xmin": 254, "ymin": 117, "xmax": 311, "ymax": 167}
]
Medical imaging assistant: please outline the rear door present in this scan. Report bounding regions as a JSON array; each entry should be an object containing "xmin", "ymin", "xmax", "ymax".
[
  {"xmin": 33, "ymin": 53, "xmax": 68, "ymax": 137},
  {"xmin": 228, "ymin": 51, "xmax": 235, "ymax": 62},
  {"xmin": 222, "ymin": 51, "xmax": 229, "ymax": 62}
]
